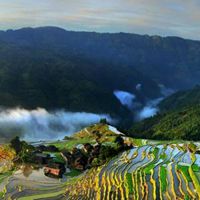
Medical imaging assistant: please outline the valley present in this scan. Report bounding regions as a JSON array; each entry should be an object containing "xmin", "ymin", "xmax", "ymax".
[{"xmin": 1, "ymin": 1, "xmax": 200, "ymax": 199}]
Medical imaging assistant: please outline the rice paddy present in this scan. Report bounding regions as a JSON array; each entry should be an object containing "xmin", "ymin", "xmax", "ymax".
[{"xmin": 65, "ymin": 142, "xmax": 200, "ymax": 199}]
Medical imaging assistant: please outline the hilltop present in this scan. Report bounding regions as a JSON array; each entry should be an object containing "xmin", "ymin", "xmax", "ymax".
[{"xmin": 51, "ymin": 123, "xmax": 136, "ymax": 151}]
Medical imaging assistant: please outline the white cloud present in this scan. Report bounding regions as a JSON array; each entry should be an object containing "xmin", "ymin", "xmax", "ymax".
[{"xmin": 0, "ymin": 107, "xmax": 115, "ymax": 141}]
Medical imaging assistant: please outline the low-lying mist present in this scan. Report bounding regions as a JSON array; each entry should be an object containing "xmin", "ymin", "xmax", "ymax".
[
  {"xmin": 113, "ymin": 84, "xmax": 174, "ymax": 121},
  {"xmin": 136, "ymin": 97, "xmax": 163, "ymax": 120},
  {"xmin": 0, "ymin": 108, "xmax": 115, "ymax": 141},
  {"xmin": 113, "ymin": 90, "xmax": 136, "ymax": 109}
]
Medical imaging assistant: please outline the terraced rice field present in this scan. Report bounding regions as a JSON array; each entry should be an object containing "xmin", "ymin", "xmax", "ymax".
[
  {"xmin": 65, "ymin": 143, "xmax": 200, "ymax": 199},
  {"xmin": 1, "ymin": 168, "xmax": 66, "ymax": 200}
]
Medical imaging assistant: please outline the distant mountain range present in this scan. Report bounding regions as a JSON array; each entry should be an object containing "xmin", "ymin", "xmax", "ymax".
[
  {"xmin": 1, "ymin": 26, "xmax": 200, "ymax": 89},
  {"xmin": 0, "ymin": 26, "xmax": 200, "ymax": 120}
]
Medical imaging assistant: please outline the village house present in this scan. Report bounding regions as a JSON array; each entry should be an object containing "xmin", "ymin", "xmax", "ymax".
[{"xmin": 44, "ymin": 162, "xmax": 66, "ymax": 178}]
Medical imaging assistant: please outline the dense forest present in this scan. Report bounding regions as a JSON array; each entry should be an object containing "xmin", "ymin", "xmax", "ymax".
[
  {"xmin": 1, "ymin": 27, "xmax": 200, "ymax": 119},
  {"xmin": 159, "ymin": 85, "xmax": 200, "ymax": 112},
  {"xmin": 0, "ymin": 27, "xmax": 164, "ymax": 118},
  {"xmin": 129, "ymin": 86, "xmax": 200, "ymax": 140},
  {"xmin": 1, "ymin": 27, "xmax": 200, "ymax": 89}
]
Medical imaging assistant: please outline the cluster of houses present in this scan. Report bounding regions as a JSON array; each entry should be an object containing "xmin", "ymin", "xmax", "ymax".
[
  {"xmin": 61, "ymin": 143, "xmax": 102, "ymax": 171},
  {"xmin": 33, "ymin": 134, "xmax": 133, "ymax": 178},
  {"xmin": 33, "ymin": 143, "xmax": 102, "ymax": 177},
  {"xmin": 33, "ymin": 145, "xmax": 66, "ymax": 178}
]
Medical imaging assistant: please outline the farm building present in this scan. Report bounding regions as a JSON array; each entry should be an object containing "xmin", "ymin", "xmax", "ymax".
[{"xmin": 44, "ymin": 162, "xmax": 66, "ymax": 178}]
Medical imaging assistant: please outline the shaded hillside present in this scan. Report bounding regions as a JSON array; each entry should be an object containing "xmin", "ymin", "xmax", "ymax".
[
  {"xmin": 1, "ymin": 27, "xmax": 200, "ymax": 89},
  {"xmin": 159, "ymin": 85, "xmax": 200, "ymax": 112},
  {"xmin": 0, "ymin": 27, "xmax": 163, "ymax": 117},
  {"xmin": 129, "ymin": 105, "xmax": 200, "ymax": 140}
]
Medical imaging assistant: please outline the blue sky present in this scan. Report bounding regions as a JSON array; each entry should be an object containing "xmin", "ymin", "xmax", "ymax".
[{"xmin": 0, "ymin": 0, "xmax": 200, "ymax": 40}]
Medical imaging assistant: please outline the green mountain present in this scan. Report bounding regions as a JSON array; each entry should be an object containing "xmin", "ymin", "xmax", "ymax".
[
  {"xmin": 159, "ymin": 85, "xmax": 200, "ymax": 112},
  {"xmin": 127, "ymin": 85, "xmax": 200, "ymax": 140},
  {"xmin": 1, "ymin": 27, "xmax": 200, "ymax": 119},
  {"xmin": 1, "ymin": 27, "xmax": 200, "ymax": 89},
  {"xmin": 129, "ymin": 104, "xmax": 200, "ymax": 140},
  {"xmin": 0, "ymin": 27, "xmax": 163, "ymax": 117}
]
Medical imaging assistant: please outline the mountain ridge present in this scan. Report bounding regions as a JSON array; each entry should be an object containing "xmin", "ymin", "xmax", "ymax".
[
  {"xmin": 0, "ymin": 27, "xmax": 162, "ymax": 119},
  {"xmin": 1, "ymin": 26, "xmax": 200, "ymax": 42},
  {"xmin": 1, "ymin": 26, "xmax": 200, "ymax": 89},
  {"xmin": 1, "ymin": 26, "xmax": 200, "ymax": 123}
]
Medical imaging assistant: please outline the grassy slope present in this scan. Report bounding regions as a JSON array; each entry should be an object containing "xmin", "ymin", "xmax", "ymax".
[
  {"xmin": 50, "ymin": 123, "xmax": 126, "ymax": 151},
  {"xmin": 50, "ymin": 123, "xmax": 146, "ymax": 152},
  {"xmin": 50, "ymin": 137, "xmax": 96, "ymax": 151}
]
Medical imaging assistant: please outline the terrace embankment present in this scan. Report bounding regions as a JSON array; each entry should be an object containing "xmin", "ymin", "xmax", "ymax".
[{"xmin": 65, "ymin": 142, "xmax": 200, "ymax": 199}]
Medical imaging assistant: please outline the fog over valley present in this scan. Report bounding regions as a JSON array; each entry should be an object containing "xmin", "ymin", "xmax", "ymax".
[
  {"xmin": 0, "ymin": 83, "xmax": 174, "ymax": 141},
  {"xmin": 0, "ymin": 107, "xmax": 115, "ymax": 141},
  {"xmin": 1, "ymin": 1, "xmax": 200, "ymax": 199}
]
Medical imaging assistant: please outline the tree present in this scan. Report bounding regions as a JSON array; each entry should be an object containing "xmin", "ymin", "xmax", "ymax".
[
  {"xmin": 115, "ymin": 136, "xmax": 124, "ymax": 149},
  {"xmin": 10, "ymin": 136, "xmax": 22, "ymax": 154},
  {"xmin": 98, "ymin": 146, "xmax": 116, "ymax": 161},
  {"xmin": 10, "ymin": 136, "xmax": 35, "ymax": 163},
  {"xmin": 99, "ymin": 118, "xmax": 107, "ymax": 124}
]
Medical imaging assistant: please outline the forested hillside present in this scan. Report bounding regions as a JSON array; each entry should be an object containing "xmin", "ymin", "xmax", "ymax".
[
  {"xmin": 159, "ymin": 85, "xmax": 200, "ymax": 112},
  {"xmin": 129, "ymin": 104, "xmax": 200, "ymax": 140},
  {"xmin": 0, "ymin": 27, "xmax": 162, "ymax": 116},
  {"xmin": 1, "ymin": 27, "xmax": 200, "ymax": 117},
  {"xmin": 1, "ymin": 27, "xmax": 200, "ymax": 89}
]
